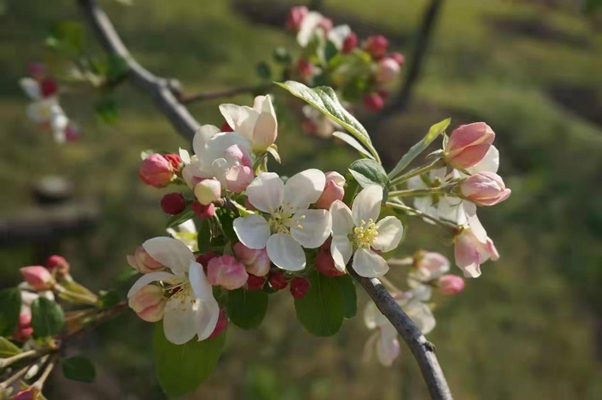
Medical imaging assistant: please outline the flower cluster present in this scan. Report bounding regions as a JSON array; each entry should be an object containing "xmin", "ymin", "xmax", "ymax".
[{"xmin": 19, "ymin": 63, "xmax": 80, "ymax": 143}]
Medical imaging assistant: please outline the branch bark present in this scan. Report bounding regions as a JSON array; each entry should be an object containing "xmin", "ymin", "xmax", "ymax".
[
  {"xmin": 350, "ymin": 268, "xmax": 453, "ymax": 400},
  {"xmin": 77, "ymin": 1, "xmax": 453, "ymax": 398}
]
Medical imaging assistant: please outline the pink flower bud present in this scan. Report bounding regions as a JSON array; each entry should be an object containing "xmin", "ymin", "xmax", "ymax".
[
  {"xmin": 316, "ymin": 251, "xmax": 345, "ymax": 277},
  {"xmin": 191, "ymin": 201, "xmax": 216, "ymax": 219},
  {"xmin": 194, "ymin": 179, "xmax": 221, "ymax": 205},
  {"xmin": 453, "ymin": 228, "xmax": 498, "ymax": 278},
  {"xmin": 128, "ymin": 284, "xmax": 166, "ymax": 322},
  {"xmin": 444, "ymin": 122, "xmax": 495, "ymax": 170},
  {"xmin": 20, "ymin": 266, "xmax": 55, "ymax": 290},
  {"xmin": 196, "ymin": 252, "xmax": 219, "ymax": 269},
  {"xmin": 233, "ymin": 242, "xmax": 271, "ymax": 277},
  {"xmin": 317, "ymin": 17, "xmax": 333, "ymax": 33},
  {"xmin": 139, "ymin": 154, "xmax": 174, "ymax": 188},
  {"xmin": 460, "ymin": 172, "xmax": 511, "ymax": 206},
  {"xmin": 286, "ymin": 5, "xmax": 309, "ymax": 32},
  {"xmin": 290, "ymin": 277, "xmax": 311, "ymax": 299},
  {"xmin": 376, "ymin": 57, "xmax": 400, "ymax": 84},
  {"xmin": 127, "ymin": 246, "xmax": 165, "ymax": 273},
  {"xmin": 315, "ymin": 172, "xmax": 345, "ymax": 210},
  {"xmin": 207, "ymin": 255, "xmax": 248, "ymax": 290},
  {"xmin": 437, "ymin": 275, "xmax": 465, "ymax": 296},
  {"xmin": 40, "ymin": 78, "xmax": 58, "ymax": 97},
  {"xmin": 246, "ymin": 274, "xmax": 267, "ymax": 290},
  {"xmin": 28, "ymin": 62, "xmax": 45, "ymax": 80},
  {"xmin": 390, "ymin": 52, "xmax": 405, "ymax": 65},
  {"xmin": 164, "ymin": 153, "xmax": 183, "ymax": 171},
  {"xmin": 365, "ymin": 35, "xmax": 389, "ymax": 59},
  {"xmin": 415, "ymin": 251, "xmax": 449, "ymax": 275},
  {"xmin": 13, "ymin": 313, "xmax": 33, "ymax": 342},
  {"xmin": 342, "ymin": 32, "xmax": 358, "ymax": 54},
  {"xmin": 269, "ymin": 271, "xmax": 288, "ymax": 290},
  {"xmin": 160, "ymin": 193, "xmax": 186, "ymax": 215},
  {"xmin": 223, "ymin": 144, "xmax": 252, "ymax": 168},
  {"xmin": 13, "ymin": 387, "xmax": 38, "ymax": 400},
  {"xmin": 363, "ymin": 92, "xmax": 384, "ymax": 111},
  {"xmin": 225, "ymin": 165, "xmax": 254, "ymax": 193},
  {"xmin": 297, "ymin": 58, "xmax": 314, "ymax": 81},
  {"xmin": 45, "ymin": 255, "xmax": 70, "ymax": 276},
  {"xmin": 208, "ymin": 309, "xmax": 228, "ymax": 339}
]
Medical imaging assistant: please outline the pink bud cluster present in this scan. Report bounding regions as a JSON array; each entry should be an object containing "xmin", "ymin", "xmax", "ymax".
[{"xmin": 139, "ymin": 153, "xmax": 183, "ymax": 188}]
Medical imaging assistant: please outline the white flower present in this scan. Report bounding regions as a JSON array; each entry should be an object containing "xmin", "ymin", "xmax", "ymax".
[
  {"xmin": 296, "ymin": 11, "xmax": 351, "ymax": 51},
  {"xmin": 180, "ymin": 126, "xmax": 254, "ymax": 192},
  {"xmin": 233, "ymin": 170, "xmax": 331, "ymax": 271},
  {"xmin": 127, "ymin": 237, "xmax": 219, "ymax": 345},
  {"xmin": 329, "ymin": 185, "xmax": 403, "ymax": 278},
  {"xmin": 18, "ymin": 283, "xmax": 55, "ymax": 314},
  {"xmin": 219, "ymin": 95, "xmax": 278, "ymax": 152},
  {"xmin": 20, "ymin": 77, "xmax": 70, "ymax": 143},
  {"xmin": 166, "ymin": 219, "xmax": 198, "ymax": 251}
]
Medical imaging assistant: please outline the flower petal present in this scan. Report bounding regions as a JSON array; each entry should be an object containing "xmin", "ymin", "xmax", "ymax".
[
  {"xmin": 233, "ymin": 215, "xmax": 270, "ymax": 249},
  {"xmin": 283, "ymin": 169, "xmax": 326, "ymax": 210},
  {"xmin": 290, "ymin": 209, "xmax": 332, "ymax": 248},
  {"xmin": 331, "ymin": 236, "xmax": 352, "ymax": 271},
  {"xmin": 127, "ymin": 271, "xmax": 175, "ymax": 298},
  {"xmin": 246, "ymin": 172, "xmax": 284, "ymax": 213},
  {"xmin": 142, "ymin": 237, "xmax": 195, "ymax": 274},
  {"xmin": 219, "ymin": 104, "xmax": 258, "ymax": 139},
  {"xmin": 20, "ymin": 78, "xmax": 41, "ymax": 100},
  {"xmin": 352, "ymin": 248, "xmax": 389, "ymax": 278},
  {"xmin": 297, "ymin": 11, "xmax": 323, "ymax": 47},
  {"xmin": 467, "ymin": 145, "xmax": 499, "ymax": 174},
  {"xmin": 252, "ymin": 112, "xmax": 277, "ymax": 151},
  {"xmin": 377, "ymin": 324, "xmax": 400, "ymax": 367},
  {"xmin": 405, "ymin": 300, "xmax": 436, "ymax": 335},
  {"xmin": 163, "ymin": 296, "xmax": 200, "ymax": 345},
  {"xmin": 327, "ymin": 24, "xmax": 351, "ymax": 49},
  {"xmin": 195, "ymin": 297, "xmax": 220, "ymax": 341},
  {"xmin": 372, "ymin": 216, "xmax": 404, "ymax": 253},
  {"xmin": 266, "ymin": 233, "xmax": 306, "ymax": 271},
  {"xmin": 193, "ymin": 124, "xmax": 220, "ymax": 155},
  {"xmin": 352, "ymin": 185, "xmax": 382, "ymax": 226},
  {"xmin": 329, "ymin": 200, "xmax": 353, "ymax": 236}
]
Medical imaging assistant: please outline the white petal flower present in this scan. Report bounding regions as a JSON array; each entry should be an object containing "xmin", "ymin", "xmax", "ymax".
[
  {"xmin": 296, "ymin": 11, "xmax": 324, "ymax": 47},
  {"xmin": 127, "ymin": 237, "xmax": 219, "ymax": 344},
  {"xmin": 220, "ymin": 95, "xmax": 278, "ymax": 152},
  {"xmin": 329, "ymin": 186, "xmax": 403, "ymax": 278},
  {"xmin": 233, "ymin": 170, "xmax": 331, "ymax": 271},
  {"xmin": 166, "ymin": 220, "xmax": 198, "ymax": 251}
]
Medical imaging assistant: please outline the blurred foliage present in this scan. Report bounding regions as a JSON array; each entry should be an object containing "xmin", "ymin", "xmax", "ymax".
[{"xmin": 1, "ymin": 0, "xmax": 602, "ymax": 399}]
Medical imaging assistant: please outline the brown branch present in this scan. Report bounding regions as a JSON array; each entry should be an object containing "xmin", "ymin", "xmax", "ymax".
[
  {"xmin": 180, "ymin": 83, "xmax": 274, "ymax": 104},
  {"xmin": 349, "ymin": 268, "xmax": 453, "ymax": 400}
]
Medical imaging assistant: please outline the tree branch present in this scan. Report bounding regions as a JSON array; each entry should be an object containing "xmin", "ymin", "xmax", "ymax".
[{"xmin": 349, "ymin": 268, "xmax": 453, "ymax": 400}]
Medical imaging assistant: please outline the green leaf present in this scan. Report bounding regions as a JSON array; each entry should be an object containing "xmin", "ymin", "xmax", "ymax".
[
  {"xmin": 153, "ymin": 322, "xmax": 226, "ymax": 396},
  {"xmin": 272, "ymin": 47, "xmax": 292, "ymax": 65},
  {"xmin": 324, "ymin": 41, "xmax": 338, "ymax": 63},
  {"xmin": 227, "ymin": 289, "xmax": 269, "ymax": 330},
  {"xmin": 0, "ymin": 337, "xmax": 21, "ymax": 358},
  {"xmin": 106, "ymin": 55, "xmax": 129, "ymax": 82},
  {"xmin": 256, "ymin": 62, "xmax": 272, "ymax": 80},
  {"xmin": 337, "ymin": 275, "xmax": 357, "ymax": 319},
  {"xmin": 95, "ymin": 96, "xmax": 119, "ymax": 125},
  {"xmin": 215, "ymin": 207, "xmax": 238, "ymax": 243},
  {"xmin": 0, "ymin": 288, "xmax": 21, "ymax": 337},
  {"xmin": 349, "ymin": 159, "xmax": 390, "ymax": 199},
  {"xmin": 61, "ymin": 356, "xmax": 96, "ymax": 383},
  {"xmin": 46, "ymin": 20, "xmax": 85, "ymax": 56},
  {"xmin": 332, "ymin": 131, "xmax": 374, "ymax": 159},
  {"xmin": 276, "ymin": 81, "xmax": 379, "ymax": 162},
  {"xmin": 294, "ymin": 270, "xmax": 347, "ymax": 337},
  {"xmin": 31, "ymin": 297, "xmax": 64, "ymax": 338},
  {"xmin": 388, "ymin": 118, "xmax": 451, "ymax": 178},
  {"xmin": 342, "ymin": 173, "xmax": 359, "ymax": 206},
  {"xmin": 197, "ymin": 219, "xmax": 212, "ymax": 253},
  {"xmin": 166, "ymin": 209, "xmax": 194, "ymax": 228}
]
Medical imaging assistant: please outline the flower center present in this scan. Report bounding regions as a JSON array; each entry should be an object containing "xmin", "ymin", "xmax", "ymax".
[
  {"xmin": 352, "ymin": 219, "xmax": 378, "ymax": 248},
  {"xmin": 268, "ymin": 202, "xmax": 305, "ymax": 234},
  {"xmin": 166, "ymin": 277, "xmax": 195, "ymax": 312}
]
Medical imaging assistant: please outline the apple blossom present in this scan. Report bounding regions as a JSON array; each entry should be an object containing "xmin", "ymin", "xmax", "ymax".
[
  {"xmin": 139, "ymin": 153, "xmax": 175, "ymax": 188},
  {"xmin": 286, "ymin": 5, "xmax": 309, "ymax": 33},
  {"xmin": 269, "ymin": 271, "xmax": 288, "ymax": 290},
  {"xmin": 437, "ymin": 275, "xmax": 465, "ymax": 296},
  {"xmin": 206, "ymin": 255, "xmax": 248, "ymax": 290},
  {"xmin": 128, "ymin": 284, "xmax": 167, "ymax": 322},
  {"xmin": 20, "ymin": 266, "xmax": 55, "ymax": 290},
  {"xmin": 363, "ymin": 93, "xmax": 384, "ymax": 111},
  {"xmin": 194, "ymin": 178, "xmax": 222, "ymax": 205},
  {"xmin": 315, "ymin": 171, "xmax": 345, "ymax": 209},
  {"xmin": 233, "ymin": 242, "xmax": 271, "ymax": 277},
  {"xmin": 13, "ymin": 312, "xmax": 34, "ymax": 342},
  {"xmin": 296, "ymin": 10, "xmax": 352, "ymax": 51},
  {"xmin": 45, "ymin": 255, "xmax": 70, "ymax": 276},
  {"xmin": 127, "ymin": 237, "xmax": 220, "ymax": 344},
  {"xmin": 127, "ymin": 246, "xmax": 165, "ymax": 273},
  {"xmin": 375, "ymin": 57, "xmax": 400, "ymax": 84},
  {"xmin": 459, "ymin": 172, "xmax": 511, "ymax": 206},
  {"xmin": 296, "ymin": 58, "xmax": 314, "ymax": 81},
  {"xmin": 196, "ymin": 252, "xmax": 219, "ymax": 267},
  {"xmin": 444, "ymin": 122, "xmax": 495, "ymax": 170},
  {"xmin": 219, "ymin": 95, "xmax": 278, "ymax": 152},
  {"xmin": 233, "ymin": 170, "xmax": 332, "ymax": 271},
  {"xmin": 246, "ymin": 274, "xmax": 267, "ymax": 290},
  {"xmin": 329, "ymin": 185, "xmax": 403, "ymax": 277},
  {"xmin": 454, "ymin": 226, "xmax": 499, "ymax": 278},
  {"xmin": 342, "ymin": 31, "xmax": 358, "ymax": 54},
  {"xmin": 290, "ymin": 277, "xmax": 311, "ymax": 299},
  {"xmin": 191, "ymin": 201, "xmax": 216, "ymax": 219},
  {"xmin": 166, "ymin": 219, "xmax": 198, "ymax": 252},
  {"xmin": 315, "ymin": 249, "xmax": 346, "ymax": 277},
  {"xmin": 161, "ymin": 192, "xmax": 186, "ymax": 215},
  {"xmin": 364, "ymin": 35, "xmax": 389, "ymax": 59},
  {"xmin": 390, "ymin": 52, "xmax": 405, "ymax": 65},
  {"xmin": 208, "ymin": 309, "xmax": 228, "ymax": 339}
]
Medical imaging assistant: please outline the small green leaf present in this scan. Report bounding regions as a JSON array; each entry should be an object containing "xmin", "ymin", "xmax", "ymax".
[
  {"xmin": 106, "ymin": 55, "xmax": 129, "ymax": 82},
  {"xmin": 95, "ymin": 96, "xmax": 119, "ymax": 125},
  {"xmin": 342, "ymin": 173, "xmax": 359, "ymax": 206},
  {"xmin": 388, "ymin": 118, "xmax": 451, "ymax": 178},
  {"xmin": 196, "ymin": 219, "xmax": 212, "ymax": 253},
  {"xmin": 294, "ymin": 271, "xmax": 346, "ymax": 337},
  {"xmin": 332, "ymin": 131, "xmax": 374, "ymax": 159},
  {"xmin": 227, "ymin": 289, "xmax": 269, "ymax": 330},
  {"xmin": 276, "ymin": 81, "xmax": 379, "ymax": 162},
  {"xmin": 215, "ymin": 208, "xmax": 238, "ymax": 243},
  {"xmin": 153, "ymin": 322, "xmax": 226, "ymax": 396},
  {"xmin": 272, "ymin": 47, "xmax": 292, "ymax": 65},
  {"xmin": 324, "ymin": 41, "xmax": 338, "ymax": 63},
  {"xmin": 31, "ymin": 297, "xmax": 64, "ymax": 338},
  {"xmin": 166, "ymin": 209, "xmax": 194, "ymax": 228},
  {"xmin": 349, "ymin": 159, "xmax": 390, "ymax": 199},
  {"xmin": 256, "ymin": 62, "xmax": 272, "ymax": 80},
  {"xmin": 337, "ymin": 275, "xmax": 357, "ymax": 319},
  {"xmin": 0, "ymin": 337, "xmax": 21, "ymax": 358},
  {"xmin": 46, "ymin": 20, "xmax": 85, "ymax": 56},
  {"xmin": 62, "ymin": 356, "xmax": 96, "ymax": 383},
  {"xmin": 0, "ymin": 288, "xmax": 21, "ymax": 337}
]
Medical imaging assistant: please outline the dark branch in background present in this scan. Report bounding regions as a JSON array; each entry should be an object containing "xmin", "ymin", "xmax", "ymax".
[
  {"xmin": 379, "ymin": 0, "xmax": 444, "ymax": 117},
  {"xmin": 76, "ymin": 1, "xmax": 453, "ymax": 398},
  {"xmin": 180, "ymin": 83, "xmax": 274, "ymax": 104},
  {"xmin": 350, "ymin": 268, "xmax": 453, "ymax": 400}
]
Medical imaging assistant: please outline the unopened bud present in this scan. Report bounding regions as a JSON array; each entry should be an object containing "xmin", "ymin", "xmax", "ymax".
[
  {"xmin": 390, "ymin": 52, "xmax": 405, "ymax": 65},
  {"xmin": 269, "ymin": 271, "xmax": 288, "ymax": 290},
  {"xmin": 221, "ymin": 121, "xmax": 234, "ymax": 132},
  {"xmin": 128, "ymin": 284, "xmax": 166, "ymax": 322},
  {"xmin": 376, "ymin": 57, "xmax": 400, "ymax": 84},
  {"xmin": 437, "ymin": 274, "xmax": 465, "ymax": 296},
  {"xmin": 315, "ymin": 171, "xmax": 345, "ymax": 209},
  {"xmin": 208, "ymin": 309, "xmax": 228, "ymax": 339},
  {"xmin": 161, "ymin": 193, "xmax": 186, "ymax": 215},
  {"xmin": 20, "ymin": 266, "xmax": 55, "ymax": 290},
  {"xmin": 246, "ymin": 274, "xmax": 267, "ymax": 291},
  {"xmin": 13, "ymin": 313, "xmax": 33, "ymax": 342},
  {"xmin": 233, "ymin": 242, "xmax": 271, "ymax": 276},
  {"xmin": 196, "ymin": 252, "xmax": 219, "ymax": 268},
  {"xmin": 64, "ymin": 123, "xmax": 80, "ymax": 142},
  {"xmin": 164, "ymin": 153, "xmax": 183, "ymax": 171},
  {"xmin": 194, "ymin": 179, "xmax": 221, "ymax": 206},
  {"xmin": 290, "ymin": 277, "xmax": 311, "ymax": 299},
  {"xmin": 363, "ymin": 93, "xmax": 384, "ymax": 111},
  {"xmin": 444, "ymin": 122, "xmax": 495, "ymax": 170},
  {"xmin": 365, "ymin": 35, "xmax": 389, "ymax": 59},
  {"xmin": 315, "ymin": 251, "xmax": 346, "ymax": 277},
  {"xmin": 139, "ymin": 154, "xmax": 175, "ymax": 188},
  {"xmin": 459, "ymin": 172, "xmax": 511, "ymax": 206},
  {"xmin": 286, "ymin": 5, "xmax": 309, "ymax": 32},
  {"xmin": 297, "ymin": 58, "xmax": 314, "ymax": 81},
  {"xmin": 45, "ymin": 255, "xmax": 70, "ymax": 276},
  {"xmin": 342, "ymin": 32, "xmax": 358, "ymax": 54},
  {"xmin": 40, "ymin": 78, "xmax": 58, "ymax": 97},
  {"xmin": 318, "ymin": 17, "xmax": 333, "ymax": 33},
  {"xmin": 191, "ymin": 201, "xmax": 216, "ymax": 219},
  {"xmin": 207, "ymin": 255, "xmax": 248, "ymax": 290},
  {"xmin": 127, "ymin": 246, "xmax": 165, "ymax": 273}
]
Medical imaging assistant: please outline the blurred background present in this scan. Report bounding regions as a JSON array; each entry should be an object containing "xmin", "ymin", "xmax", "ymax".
[{"xmin": 2, "ymin": 0, "xmax": 602, "ymax": 398}]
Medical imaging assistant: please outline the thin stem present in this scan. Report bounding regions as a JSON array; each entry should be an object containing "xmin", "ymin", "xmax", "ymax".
[
  {"xmin": 0, "ymin": 365, "xmax": 30, "ymax": 390},
  {"xmin": 388, "ymin": 188, "xmax": 445, "ymax": 198},
  {"xmin": 385, "ymin": 201, "xmax": 458, "ymax": 229},
  {"xmin": 390, "ymin": 159, "xmax": 443, "ymax": 185},
  {"xmin": 55, "ymin": 284, "xmax": 99, "ymax": 306},
  {"xmin": 32, "ymin": 355, "xmax": 57, "ymax": 391},
  {"xmin": 379, "ymin": 276, "xmax": 404, "ymax": 294},
  {"xmin": 0, "ymin": 350, "xmax": 40, "ymax": 369},
  {"xmin": 179, "ymin": 83, "xmax": 274, "ymax": 104}
]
